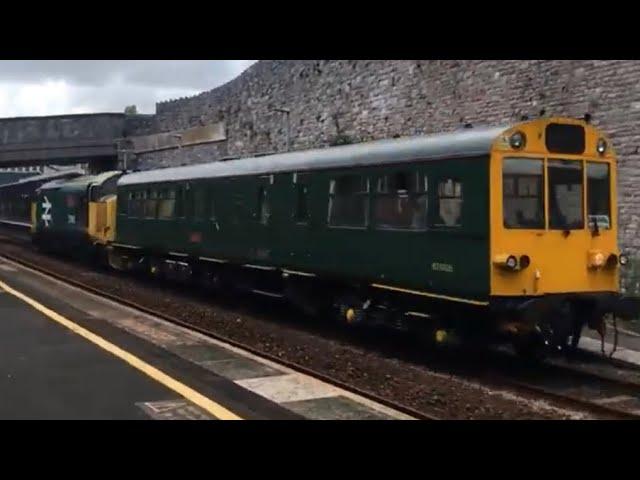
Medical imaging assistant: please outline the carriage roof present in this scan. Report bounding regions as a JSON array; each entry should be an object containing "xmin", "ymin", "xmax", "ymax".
[{"xmin": 118, "ymin": 125, "xmax": 510, "ymax": 187}]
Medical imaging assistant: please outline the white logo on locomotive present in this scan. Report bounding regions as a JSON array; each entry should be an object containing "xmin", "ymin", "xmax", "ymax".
[{"xmin": 41, "ymin": 196, "xmax": 52, "ymax": 227}]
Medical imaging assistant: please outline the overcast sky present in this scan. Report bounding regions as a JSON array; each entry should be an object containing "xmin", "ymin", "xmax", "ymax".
[{"xmin": 0, "ymin": 60, "xmax": 257, "ymax": 118}]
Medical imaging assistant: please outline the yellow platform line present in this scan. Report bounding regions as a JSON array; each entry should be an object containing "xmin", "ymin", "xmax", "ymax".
[{"xmin": 0, "ymin": 279, "xmax": 242, "ymax": 420}]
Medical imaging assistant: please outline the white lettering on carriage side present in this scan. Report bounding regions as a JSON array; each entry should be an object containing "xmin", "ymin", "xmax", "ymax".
[
  {"xmin": 41, "ymin": 196, "xmax": 52, "ymax": 227},
  {"xmin": 68, "ymin": 215, "xmax": 76, "ymax": 225},
  {"xmin": 431, "ymin": 262, "xmax": 454, "ymax": 273}
]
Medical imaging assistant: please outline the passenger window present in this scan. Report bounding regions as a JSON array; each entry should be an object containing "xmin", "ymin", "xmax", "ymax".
[
  {"xmin": 548, "ymin": 159, "xmax": 583, "ymax": 230},
  {"xmin": 175, "ymin": 187, "xmax": 185, "ymax": 218},
  {"xmin": 128, "ymin": 191, "xmax": 137, "ymax": 217},
  {"xmin": 436, "ymin": 178, "xmax": 463, "ymax": 227},
  {"xmin": 144, "ymin": 189, "xmax": 157, "ymax": 219},
  {"xmin": 503, "ymin": 158, "xmax": 544, "ymax": 229},
  {"xmin": 294, "ymin": 174, "xmax": 309, "ymax": 223},
  {"xmin": 158, "ymin": 188, "xmax": 176, "ymax": 220},
  {"xmin": 257, "ymin": 185, "xmax": 270, "ymax": 225},
  {"xmin": 328, "ymin": 174, "xmax": 369, "ymax": 228},
  {"xmin": 193, "ymin": 188, "xmax": 207, "ymax": 220},
  {"xmin": 587, "ymin": 162, "xmax": 611, "ymax": 230},
  {"xmin": 374, "ymin": 172, "xmax": 428, "ymax": 230},
  {"xmin": 129, "ymin": 191, "xmax": 141, "ymax": 218}
]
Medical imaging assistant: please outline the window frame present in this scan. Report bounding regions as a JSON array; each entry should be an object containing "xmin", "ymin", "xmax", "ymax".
[
  {"xmin": 547, "ymin": 158, "xmax": 585, "ymax": 231},
  {"xmin": 143, "ymin": 188, "xmax": 158, "ymax": 220},
  {"xmin": 434, "ymin": 177, "xmax": 464, "ymax": 228},
  {"xmin": 499, "ymin": 156, "xmax": 614, "ymax": 232},
  {"xmin": 327, "ymin": 173, "xmax": 370, "ymax": 230},
  {"xmin": 192, "ymin": 185, "xmax": 208, "ymax": 222},
  {"xmin": 586, "ymin": 160, "xmax": 612, "ymax": 231},
  {"xmin": 293, "ymin": 173, "xmax": 310, "ymax": 225},
  {"xmin": 372, "ymin": 171, "xmax": 429, "ymax": 232},
  {"xmin": 257, "ymin": 183, "xmax": 271, "ymax": 226},
  {"xmin": 501, "ymin": 156, "xmax": 546, "ymax": 230},
  {"xmin": 157, "ymin": 187, "xmax": 177, "ymax": 221}
]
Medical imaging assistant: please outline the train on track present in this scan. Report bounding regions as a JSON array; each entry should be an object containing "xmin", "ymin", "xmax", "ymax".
[
  {"xmin": 1, "ymin": 117, "xmax": 638, "ymax": 358},
  {"xmin": 0, "ymin": 170, "xmax": 83, "ymax": 227}
]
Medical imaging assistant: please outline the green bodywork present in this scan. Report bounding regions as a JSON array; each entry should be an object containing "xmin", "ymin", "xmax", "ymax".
[
  {"xmin": 115, "ymin": 135, "xmax": 496, "ymax": 302},
  {"xmin": 33, "ymin": 171, "xmax": 121, "ymax": 245}
]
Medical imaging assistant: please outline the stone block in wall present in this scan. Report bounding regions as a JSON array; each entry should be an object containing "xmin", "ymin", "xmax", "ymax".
[{"xmin": 129, "ymin": 122, "xmax": 226, "ymax": 154}]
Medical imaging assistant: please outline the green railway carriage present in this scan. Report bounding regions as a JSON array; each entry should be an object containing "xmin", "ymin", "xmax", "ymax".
[
  {"xmin": 113, "ymin": 127, "xmax": 494, "ymax": 314},
  {"xmin": 111, "ymin": 127, "xmax": 502, "ymax": 353},
  {"xmin": 106, "ymin": 117, "xmax": 637, "ymax": 354}
]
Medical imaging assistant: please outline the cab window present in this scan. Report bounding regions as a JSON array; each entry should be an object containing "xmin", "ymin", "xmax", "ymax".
[
  {"xmin": 587, "ymin": 162, "xmax": 611, "ymax": 230},
  {"xmin": 548, "ymin": 159, "xmax": 584, "ymax": 230},
  {"xmin": 502, "ymin": 158, "xmax": 544, "ymax": 229}
]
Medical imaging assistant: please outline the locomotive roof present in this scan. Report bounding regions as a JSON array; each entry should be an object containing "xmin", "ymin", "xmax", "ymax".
[
  {"xmin": 0, "ymin": 169, "xmax": 84, "ymax": 190},
  {"xmin": 38, "ymin": 170, "xmax": 122, "ymax": 193},
  {"xmin": 118, "ymin": 125, "xmax": 509, "ymax": 186}
]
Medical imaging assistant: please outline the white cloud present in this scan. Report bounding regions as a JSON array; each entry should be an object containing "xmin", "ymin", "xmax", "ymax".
[
  {"xmin": 0, "ymin": 80, "xmax": 72, "ymax": 117},
  {"xmin": 0, "ymin": 60, "xmax": 256, "ymax": 117}
]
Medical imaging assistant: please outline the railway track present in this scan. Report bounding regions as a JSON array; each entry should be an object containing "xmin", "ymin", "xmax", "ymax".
[
  {"xmin": 486, "ymin": 353, "xmax": 640, "ymax": 419},
  {"xmin": 2, "ymin": 223, "xmax": 640, "ymax": 420}
]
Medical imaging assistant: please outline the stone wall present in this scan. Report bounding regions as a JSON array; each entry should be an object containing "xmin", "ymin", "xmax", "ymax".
[{"xmin": 133, "ymin": 60, "xmax": 640, "ymax": 258}]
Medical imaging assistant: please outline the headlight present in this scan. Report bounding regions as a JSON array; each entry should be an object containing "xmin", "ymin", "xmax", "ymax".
[
  {"xmin": 519, "ymin": 255, "xmax": 531, "ymax": 269},
  {"xmin": 597, "ymin": 138, "xmax": 607, "ymax": 155},
  {"xmin": 493, "ymin": 253, "xmax": 520, "ymax": 271},
  {"xmin": 509, "ymin": 131, "xmax": 526, "ymax": 150},
  {"xmin": 620, "ymin": 254, "xmax": 629, "ymax": 266}
]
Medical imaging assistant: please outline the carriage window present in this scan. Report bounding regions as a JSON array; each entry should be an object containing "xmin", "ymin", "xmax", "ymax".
[
  {"xmin": 120, "ymin": 192, "xmax": 130, "ymax": 215},
  {"xmin": 129, "ymin": 191, "xmax": 141, "ymax": 217},
  {"xmin": 503, "ymin": 158, "xmax": 544, "ymax": 229},
  {"xmin": 158, "ymin": 188, "xmax": 176, "ymax": 220},
  {"xmin": 137, "ymin": 190, "xmax": 144, "ymax": 217},
  {"xmin": 295, "ymin": 184, "xmax": 309, "ymax": 223},
  {"xmin": 257, "ymin": 185, "xmax": 270, "ymax": 225},
  {"xmin": 328, "ymin": 174, "xmax": 369, "ymax": 228},
  {"xmin": 294, "ymin": 174, "xmax": 309, "ymax": 223},
  {"xmin": 549, "ymin": 159, "xmax": 583, "ymax": 230},
  {"xmin": 193, "ymin": 188, "xmax": 207, "ymax": 220},
  {"xmin": 436, "ymin": 178, "xmax": 463, "ymax": 227},
  {"xmin": 374, "ymin": 172, "xmax": 428, "ymax": 230},
  {"xmin": 176, "ymin": 187, "xmax": 185, "ymax": 218},
  {"xmin": 587, "ymin": 162, "xmax": 611, "ymax": 230},
  {"xmin": 144, "ymin": 189, "xmax": 157, "ymax": 219}
]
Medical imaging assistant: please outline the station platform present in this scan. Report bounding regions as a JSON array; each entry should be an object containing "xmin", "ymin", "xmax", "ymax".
[
  {"xmin": 0, "ymin": 258, "xmax": 410, "ymax": 420},
  {"xmin": 582, "ymin": 324, "xmax": 640, "ymax": 365},
  {"xmin": 0, "ymin": 291, "xmax": 213, "ymax": 419}
]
